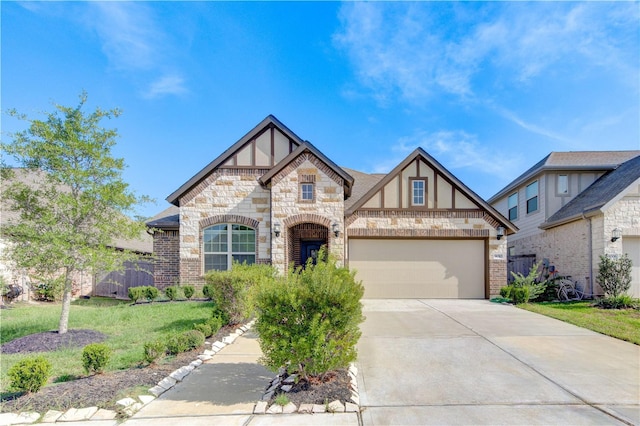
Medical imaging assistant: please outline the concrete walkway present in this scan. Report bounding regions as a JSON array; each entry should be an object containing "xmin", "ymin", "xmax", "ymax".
[{"xmin": 356, "ymin": 299, "xmax": 640, "ymax": 425}]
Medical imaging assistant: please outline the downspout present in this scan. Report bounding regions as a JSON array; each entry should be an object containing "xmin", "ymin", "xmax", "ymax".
[{"xmin": 582, "ymin": 212, "xmax": 593, "ymax": 298}]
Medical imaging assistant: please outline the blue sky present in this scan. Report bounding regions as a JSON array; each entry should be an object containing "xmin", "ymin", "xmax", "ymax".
[{"xmin": 3, "ymin": 1, "xmax": 639, "ymax": 218}]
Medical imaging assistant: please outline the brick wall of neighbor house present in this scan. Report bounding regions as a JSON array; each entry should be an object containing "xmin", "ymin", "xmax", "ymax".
[
  {"xmin": 153, "ymin": 230, "xmax": 180, "ymax": 290},
  {"xmin": 178, "ymin": 169, "xmax": 272, "ymax": 286},
  {"xmin": 346, "ymin": 210, "xmax": 508, "ymax": 296},
  {"xmin": 270, "ymin": 155, "xmax": 345, "ymax": 274}
]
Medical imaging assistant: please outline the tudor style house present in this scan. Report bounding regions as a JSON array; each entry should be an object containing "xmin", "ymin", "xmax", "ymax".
[
  {"xmin": 489, "ymin": 151, "xmax": 640, "ymax": 298},
  {"xmin": 148, "ymin": 116, "xmax": 516, "ymax": 299}
]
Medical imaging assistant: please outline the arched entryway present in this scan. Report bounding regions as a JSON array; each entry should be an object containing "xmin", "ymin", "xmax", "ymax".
[{"xmin": 287, "ymin": 223, "xmax": 329, "ymax": 268}]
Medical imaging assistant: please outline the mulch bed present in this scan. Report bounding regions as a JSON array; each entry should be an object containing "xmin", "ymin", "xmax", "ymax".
[
  {"xmin": 270, "ymin": 369, "xmax": 352, "ymax": 406},
  {"xmin": 1, "ymin": 330, "xmax": 107, "ymax": 354}
]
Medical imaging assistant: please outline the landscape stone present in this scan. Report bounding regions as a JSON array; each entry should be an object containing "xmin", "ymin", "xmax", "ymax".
[
  {"xmin": 197, "ymin": 354, "xmax": 213, "ymax": 361},
  {"xmin": 58, "ymin": 406, "xmax": 98, "ymax": 422},
  {"xmin": 262, "ymin": 391, "xmax": 274, "ymax": 401},
  {"xmin": 235, "ymin": 328, "xmax": 244, "ymax": 335},
  {"xmin": 283, "ymin": 374, "xmax": 298, "ymax": 384},
  {"xmin": 282, "ymin": 402, "xmax": 297, "ymax": 414},
  {"xmin": 157, "ymin": 376, "xmax": 177, "ymax": 390},
  {"xmin": 222, "ymin": 335, "xmax": 236, "ymax": 344},
  {"xmin": 202, "ymin": 349, "xmax": 216, "ymax": 356},
  {"xmin": 91, "ymin": 409, "xmax": 117, "ymax": 420},
  {"xmin": 0, "ymin": 413, "xmax": 21, "ymax": 426},
  {"xmin": 312, "ymin": 404, "xmax": 326, "ymax": 413},
  {"xmin": 41, "ymin": 410, "xmax": 63, "ymax": 423},
  {"xmin": 116, "ymin": 397, "xmax": 137, "ymax": 407},
  {"xmin": 190, "ymin": 359, "xmax": 203, "ymax": 368},
  {"xmin": 266, "ymin": 383, "xmax": 279, "ymax": 393},
  {"xmin": 327, "ymin": 400, "xmax": 345, "ymax": 413},
  {"xmin": 280, "ymin": 384, "xmax": 293, "ymax": 392},
  {"xmin": 148, "ymin": 386, "xmax": 166, "ymax": 397},
  {"xmin": 240, "ymin": 325, "xmax": 249, "ymax": 332},
  {"xmin": 350, "ymin": 392, "xmax": 360, "ymax": 405},
  {"xmin": 138, "ymin": 395, "xmax": 155, "ymax": 405},
  {"xmin": 212, "ymin": 341, "xmax": 226, "ymax": 350},
  {"xmin": 123, "ymin": 403, "xmax": 143, "ymax": 417},
  {"xmin": 253, "ymin": 401, "xmax": 268, "ymax": 414},
  {"xmin": 169, "ymin": 366, "xmax": 192, "ymax": 381},
  {"xmin": 266, "ymin": 404, "xmax": 283, "ymax": 414},
  {"xmin": 298, "ymin": 404, "xmax": 314, "ymax": 414},
  {"xmin": 349, "ymin": 364, "xmax": 358, "ymax": 376},
  {"xmin": 345, "ymin": 402, "xmax": 359, "ymax": 412},
  {"xmin": 15, "ymin": 412, "xmax": 40, "ymax": 424}
]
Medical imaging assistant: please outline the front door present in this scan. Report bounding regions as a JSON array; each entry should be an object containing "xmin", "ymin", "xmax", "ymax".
[{"xmin": 300, "ymin": 240, "xmax": 323, "ymax": 266}]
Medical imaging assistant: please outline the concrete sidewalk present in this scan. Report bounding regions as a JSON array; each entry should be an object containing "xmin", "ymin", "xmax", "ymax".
[{"xmin": 124, "ymin": 329, "xmax": 360, "ymax": 426}]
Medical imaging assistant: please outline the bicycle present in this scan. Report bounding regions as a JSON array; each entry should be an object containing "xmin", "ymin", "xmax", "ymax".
[{"xmin": 556, "ymin": 277, "xmax": 585, "ymax": 301}]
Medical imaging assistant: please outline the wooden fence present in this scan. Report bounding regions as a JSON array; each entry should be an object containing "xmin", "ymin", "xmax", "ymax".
[
  {"xmin": 93, "ymin": 260, "xmax": 154, "ymax": 299},
  {"xmin": 507, "ymin": 254, "xmax": 536, "ymax": 282}
]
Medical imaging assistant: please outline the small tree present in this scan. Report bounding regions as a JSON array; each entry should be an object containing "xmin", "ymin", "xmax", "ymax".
[
  {"xmin": 1, "ymin": 92, "xmax": 150, "ymax": 334},
  {"xmin": 597, "ymin": 254, "xmax": 632, "ymax": 298},
  {"xmin": 506, "ymin": 261, "xmax": 547, "ymax": 304}
]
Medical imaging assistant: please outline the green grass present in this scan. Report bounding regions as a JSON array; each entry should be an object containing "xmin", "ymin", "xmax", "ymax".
[
  {"xmin": 0, "ymin": 299, "xmax": 215, "ymax": 392},
  {"xmin": 519, "ymin": 301, "xmax": 640, "ymax": 345}
]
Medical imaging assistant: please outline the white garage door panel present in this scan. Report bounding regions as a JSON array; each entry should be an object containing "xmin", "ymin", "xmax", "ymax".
[
  {"xmin": 349, "ymin": 239, "xmax": 485, "ymax": 299},
  {"xmin": 623, "ymin": 237, "xmax": 640, "ymax": 298}
]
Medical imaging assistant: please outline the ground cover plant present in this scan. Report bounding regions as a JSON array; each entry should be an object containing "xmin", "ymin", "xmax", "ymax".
[
  {"xmin": 0, "ymin": 298, "xmax": 216, "ymax": 394},
  {"xmin": 519, "ymin": 301, "xmax": 640, "ymax": 345}
]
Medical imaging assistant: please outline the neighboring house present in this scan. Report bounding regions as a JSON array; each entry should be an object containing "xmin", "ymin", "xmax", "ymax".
[
  {"xmin": 0, "ymin": 169, "xmax": 153, "ymax": 301},
  {"xmin": 147, "ymin": 115, "xmax": 516, "ymax": 299},
  {"xmin": 489, "ymin": 151, "xmax": 640, "ymax": 298}
]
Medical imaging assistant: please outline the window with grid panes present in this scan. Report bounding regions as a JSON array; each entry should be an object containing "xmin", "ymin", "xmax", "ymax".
[{"xmin": 203, "ymin": 224, "xmax": 255, "ymax": 271}]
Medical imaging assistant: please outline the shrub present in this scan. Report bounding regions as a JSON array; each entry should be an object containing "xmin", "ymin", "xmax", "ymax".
[
  {"xmin": 202, "ymin": 284, "xmax": 215, "ymax": 300},
  {"xmin": 182, "ymin": 285, "xmax": 195, "ymax": 299},
  {"xmin": 597, "ymin": 254, "xmax": 633, "ymax": 298},
  {"xmin": 8, "ymin": 356, "xmax": 52, "ymax": 393},
  {"xmin": 193, "ymin": 323, "xmax": 213, "ymax": 337},
  {"xmin": 164, "ymin": 286, "xmax": 178, "ymax": 301},
  {"xmin": 128, "ymin": 286, "xmax": 144, "ymax": 303},
  {"xmin": 511, "ymin": 286, "xmax": 530, "ymax": 304},
  {"xmin": 596, "ymin": 295, "xmax": 639, "ymax": 310},
  {"xmin": 254, "ymin": 248, "xmax": 364, "ymax": 379},
  {"xmin": 204, "ymin": 262, "xmax": 276, "ymax": 324},
  {"xmin": 143, "ymin": 286, "xmax": 159, "ymax": 302},
  {"xmin": 499, "ymin": 286, "xmax": 513, "ymax": 299},
  {"xmin": 143, "ymin": 339, "xmax": 166, "ymax": 364},
  {"xmin": 82, "ymin": 343, "xmax": 111, "ymax": 374},
  {"xmin": 510, "ymin": 262, "xmax": 546, "ymax": 303},
  {"xmin": 32, "ymin": 280, "xmax": 62, "ymax": 302},
  {"xmin": 206, "ymin": 311, "xmax": 225, "ymax": 335},
  {"xmin": 166, "ymin": 330, "xmax": 205, "ymax": 354}
]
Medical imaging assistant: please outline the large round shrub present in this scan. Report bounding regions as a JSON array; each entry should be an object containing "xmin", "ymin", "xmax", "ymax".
[
  {"xmin": 82, "ymin": 343, "xmax": 111, "ymax": 374},
  {"xmin": 8, "ymin": 356, "xmax": 53, "ymax": 393}
]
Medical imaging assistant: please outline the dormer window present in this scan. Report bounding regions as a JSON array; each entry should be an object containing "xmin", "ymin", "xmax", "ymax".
[
  {"xmin": 299, "ymin": 174, "xmax": 316, "ymax": 202},
  {"xmin": 411, "ymin": 179, "xmax": 426, "ymax": 206}
]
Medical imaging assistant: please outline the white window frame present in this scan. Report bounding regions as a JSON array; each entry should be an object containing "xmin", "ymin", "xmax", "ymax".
[
  {"xmin": 300, "ymin": 183, "xmax": 315, "ymax": 202},
  {"xmin": 557, "ymin": 174, "xmax": 569, "ymax": 195},
  {"xmin": 411, "ymin": 179, "xmax": 426, "ymax": 206},
  {"xmin": 508, "ymin": 192, "xmax": 518, "ymax": 221},
  {"xmin": 526, "ymin": 180, "xmax": 539, "ymax": 214},
  {"xmin": 203, "ymin": 224, "xmax": 256, "ymax": 272}
]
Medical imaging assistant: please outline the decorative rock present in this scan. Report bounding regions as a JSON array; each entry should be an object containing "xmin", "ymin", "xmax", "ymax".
[
  {"xmin": 345, "ymin": 402, "xmax": 359, "ymax": 412},
  {"xmin": 190, "ymin": 359, "xmax": 203, "ymax": 368},
  {"xmin": 116, "ymin": 397, "xmax": 137, "ymax": 407},
  {"xmin": 197, "ymin": 354, "xmax": 213, "ymax": 361},
  {"xmin": 349, "ymin": 364, "xmax": 358, "ymax": 376},
  {"xmin": 240, "ymin": 325, "xmax": 249, "ymax": 332},
  {"xmin": 138, "ymin": 394, "xmax": 155, "ymax": 405},
  {"xmin": 157, "ymin": 376, "xmax": 177, "ymax": 390},
  {"xmin": 253, "ymin": 401, "xmax": 268, "ymax": 414},
  {"xmin": 123, "ymin": 403, "xmax": 143, "ymax": 417},
  {"xmin": 222, "ymin": 335, "xmax": 236, "ymax": 344},
  {"xmin": 282, "ymin": 402, "xmax": 297, "ymax": 414},
  {"xmin": 148, "ymin": 385, "xmax": 166, "ymax": 397},
  {"xmin": 203, "ymin": 349, "xmax": 216, "ymax": 356},
  {"xmin": 58, "ymin": 406, "xmax": 98, "ymax": 422},
  {"xmin": 14, "ymin": 412, "xmax": 40, "ymax": 424},
  {"xmin": 235, "ymin": 328, "xmax": 244, "ymax": 335},
  {"xmin": 41, "ymin": 410, "xmax": 63, "ymax": 423},
  {"xmin": 327, "ymin": 400, "xmax": 345, "ymax": 413},
  {"xmin": 170, "ymin": 366, "xmax": 193, "ymax": 381},
  {"xmin": 266, "ymin": 383, "xmax": 279, "ymax": 393},
  {"xmin": 298, "ymin": 404, "xmax": 313, "ymax": 414},
  {"xmin": 280, "ymin": 384, "xmax": 293, "ymax": 392},
  {"xmin": 91, "ymin": 409, "xmax": 117, "ymax": 420},
  {"xmin": 350, "ymin": 393, "xmax": 360, "ymax": 406},
  {"xmin": 283, "ymin": 374, "xmax": 297, "ymax": 384},
  {"xmin": 0, "ymin": 413, "xmax": 21, "ymax": 425},
  {"xmin": 266, "ymin": 404, "xmax": 283, "ymax": 414},
  {"xmin": 277, "ymin": 367, "xmax": 286, "ymax": 375},
  {"xmin": 212, "ymin": 341, "xmax": 226, "ymax": 350},
  {"xmin": 312, "ymin": 404, "xmax": 326, "ymax": 413},
  {"xmin": 262, "ymin": 391, "xmax": 274, "ymax": 401}
]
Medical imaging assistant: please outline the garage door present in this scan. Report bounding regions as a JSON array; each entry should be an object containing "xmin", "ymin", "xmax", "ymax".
[
  {"xmin": 623, "ymin": 237, "xmax": 640, "ymax": 298},
  {"xmin": 348, "ymin": 239, "xmax": 485, "ymax": 299}
]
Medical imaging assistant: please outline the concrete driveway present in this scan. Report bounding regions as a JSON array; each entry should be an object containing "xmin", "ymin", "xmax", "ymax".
[{"xmin": 356, "ymin": 299, "xmax": 639, "ymax": 425}]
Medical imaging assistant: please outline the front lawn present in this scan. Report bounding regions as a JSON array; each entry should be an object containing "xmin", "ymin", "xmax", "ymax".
[
  {"xmin": 0, "ymin": 299, "xmax": 215, "ymax": 392},
  {"xmin": 519, "ymin": 301, "xmax": 640, "ymax": 345}
]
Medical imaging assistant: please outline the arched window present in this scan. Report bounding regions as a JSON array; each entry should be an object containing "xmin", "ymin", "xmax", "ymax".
[{"xmin": 203, "ymin": 224, "xmax": 256, "ymax": 272}]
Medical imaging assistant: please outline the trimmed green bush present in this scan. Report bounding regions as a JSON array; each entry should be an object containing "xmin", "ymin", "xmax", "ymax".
[
  {"xmin": 143, "ymin": 286, "xmax": 159, "ymax": 302},
  {"xmin": 166, "ymin": 330, "xmax": 205, "ymax": 354},
  {"xmin": 511, "ymin": 286, "xmax": 530, "ymax": 305},
  {"xmin": 143, "ymin": 339, "xmax": 166, "ymax": 364},
  {"xmin": 509, "ymin": 262, "xmax": 546, "ymax": 304},
  {"xmin": 202, "ymin": 284, "xmax": 215, "ymax": 300},
  {"xmin": 193, "ymin": 323, "xmax": 212, "ymax": 337},
  {"xmin": 255, "ymin": 248, "xmax": 364, "ymax": 379},
  {"xmin": 597, "ymin": 254, "xmax": 633, "ymax": 298},
  {"xmin": 82, "ymin": 343, "xmax": 111, "ymax": 374},
  {"xmin": 8, "ymin": 356, "xmax": 52, "ymax": 393},
  {"xmin": 164, "ymin": 286, "xmax": 178, "ymax": 301},
  {"xmin": 128, "ymin": 286, "xmax": 144, "ymax": 303},
  {"xmin": 182, "ymin": 285, "xmax": 195, "ymax": 299},
  {"xmin": 182, "ymin": 330, "xmax": 205, "ymax": 349},
  {"xmin": 206, "ymin": 314, "xmax": 224, "ymax": 335},
  {"xmin": 499, "ymin": 286, "xmax": 512, "ymax": 299},
  {"xmin": 596, "ymin": 295, "xmax": 639, "ymax": 310},
  {"xmin": 204, "ymin": 262, "xmax": 276, "ymax": 324}
]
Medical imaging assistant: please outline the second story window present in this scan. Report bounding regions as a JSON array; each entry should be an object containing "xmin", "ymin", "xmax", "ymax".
[
  {"xmin": 558, "ymin": 175, "xmax": 568, "ymax": 195},
  {"xmin": 508, "ymin": 192, "xmax": 518, "ymax": 221},
  {"xmin": 301, "ymin": 183, "xmax": 314, "ymax": 201},
  {"xmin": 412, "ymin": 179, "xmax": 425, "ymax": 206},
  {"xmin": 526, "ymin": 180, "xmax": 538, "ymax": 214}
]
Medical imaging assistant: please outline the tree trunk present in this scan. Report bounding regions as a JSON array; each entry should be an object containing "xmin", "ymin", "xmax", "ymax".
[{"xmin": 58, "ymin": 271, "xmax": 73, "ymax": 334}]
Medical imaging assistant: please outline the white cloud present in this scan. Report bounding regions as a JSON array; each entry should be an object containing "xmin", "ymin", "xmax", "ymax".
[{"xmin": 144, "ymin": 74, "xmax": 188, "ymax": 99}]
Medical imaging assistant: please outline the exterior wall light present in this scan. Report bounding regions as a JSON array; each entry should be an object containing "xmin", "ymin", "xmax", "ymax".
[
  {"xmin": 611, "ymin": 228, "xmax": 622, "ymax": 242},
  {"xmin": 496, "ymin": 226, "xmax": 505, "ymax": 240},
  {"xmin": 273, "ymin": 222, "xmax": 281, "ymax": 238},
  {"xmin": 332, "ymin": 223, "xmax": 340, "ymax": 238}
]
